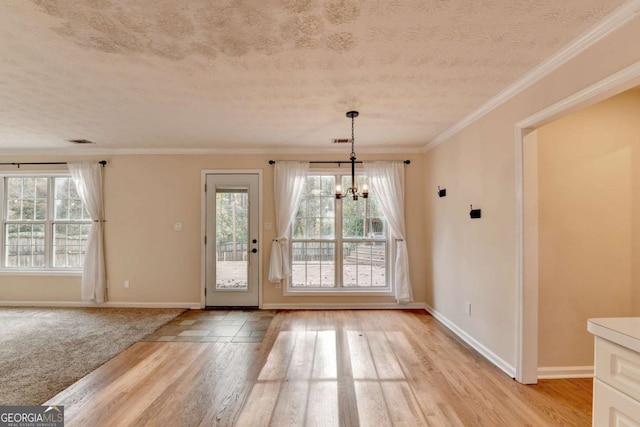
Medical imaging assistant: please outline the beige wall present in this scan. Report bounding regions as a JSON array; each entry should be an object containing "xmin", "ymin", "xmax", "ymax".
[
  {"xmin": 537, "ymin": 88, "xmax": 640, "ymax": 367},
  {"xmin": 0, "ymin": 153, "xmax": 426, "ymax": 306},
  {"xmin": 424, "ymin": 16, "xmax": 640, "ymax": 369},
  {"xmin": 2, "ymin": 13, "xmax": 640, "ymax": 376}
]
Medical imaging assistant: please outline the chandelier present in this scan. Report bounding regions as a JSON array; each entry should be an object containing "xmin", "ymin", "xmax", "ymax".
[{"xmin": 335, "ymin": 111, "xmax": 369, "ymax": 200}]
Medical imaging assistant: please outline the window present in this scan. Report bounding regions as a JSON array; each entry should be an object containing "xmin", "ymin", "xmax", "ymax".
[
  {"xmin": 1, "ymin": 174, "xmax": 91, "ymax": 270},
  {"xmin": 289, "ymin": 172, "xmax": 390, "ymax": 293}
]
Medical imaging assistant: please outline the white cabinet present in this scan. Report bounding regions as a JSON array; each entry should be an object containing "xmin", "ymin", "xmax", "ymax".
[
  {"xmin": 588, "ymin": 318, "xmax": 640, "ymax": 426},
  {"xmin": 593, "ymin": 378, "xmax": 640, "ymax": 426}
]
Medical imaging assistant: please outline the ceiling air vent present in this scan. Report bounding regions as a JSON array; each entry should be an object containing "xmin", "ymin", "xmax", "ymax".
[
  {"xmin": 332, "ymin": 138, "xmax": 352, "ymax": 144},
  {"xmin": 67, "ymin": 139, "xmax": 96, "ymax": 144}
]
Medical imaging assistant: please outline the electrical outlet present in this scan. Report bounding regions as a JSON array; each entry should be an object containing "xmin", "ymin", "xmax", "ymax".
[
  {"xmin": 465, "ymin": 301, "xmax": 471, "ymax": 316},
  {"xmin": 124, "ymin": 280, "xmax": 130, "ymax": 289},
  {"xmin": 174, "ymin": 222, "xmax": 183, "ymax": 232}
]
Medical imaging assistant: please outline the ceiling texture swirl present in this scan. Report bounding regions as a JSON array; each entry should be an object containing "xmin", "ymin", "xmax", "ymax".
[{"xmin": 0, "ymin": 0, "xmax": 626, "ymax": 152}]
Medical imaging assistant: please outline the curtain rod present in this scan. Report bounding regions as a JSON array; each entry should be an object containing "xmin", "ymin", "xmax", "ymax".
[
  {"xmin": 0, "ymin": 160, "xmax": 107, "ymax": 168},
  {"xmin": 268, "ymin": 160, "xmax": 410, "ymax": 165}
]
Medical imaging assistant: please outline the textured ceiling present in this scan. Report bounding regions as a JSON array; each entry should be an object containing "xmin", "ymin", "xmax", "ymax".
[{"xmin": 0, "ymin": 0, "xmax": 627, "ymax": 153}]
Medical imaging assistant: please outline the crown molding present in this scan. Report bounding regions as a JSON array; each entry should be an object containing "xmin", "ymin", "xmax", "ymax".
[
  {"xmin": 0, "ymin": 145, "xmax": 424, "ymax": 157},
  {"xmin": 516, "ymin": 60, "xmax": 640, "ymax": 129},
  {"xmin": 422, "ymin": 0, "xmax": 640, "ymax": 152}
]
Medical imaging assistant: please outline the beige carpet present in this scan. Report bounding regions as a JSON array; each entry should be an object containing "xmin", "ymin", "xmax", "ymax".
[{"xmin": 0, "ymin": 307, "xmax": 184, "ymax": 405}]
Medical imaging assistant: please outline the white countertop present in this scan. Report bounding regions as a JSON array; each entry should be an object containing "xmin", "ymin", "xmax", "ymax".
[{"xmin": 588, "ymin": 317, "xmax": 640, "ymax": 353}]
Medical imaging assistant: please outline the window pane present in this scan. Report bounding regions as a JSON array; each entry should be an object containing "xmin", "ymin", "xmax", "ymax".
[
  {"xmin": 343, "ymin": 242, "xmax": 386, "ymax": 287},
  {"xmin": 342, "ymin": 175, "xmax": 386, "ymax": 239},
  {"xmin": 215, "ymin": 190, "xmax": 249, "ymax": 289},
  {"xmin": 291, "ymin": 241, "xmax": 335, "ymax": 288},
  {"xmin": 290, "ymin": 173, "xmax": 390, "ymax": 292},
  {"xmin": 35, "ymin": 199, "xmax": 47, "ymax": 220},
  {"xmin": 21, "ymin": 200, "xmax": 35, "ymax": 221},
  {"xmin": 6, "ymin": 177, "xmax": 48, "ymax": 221},
  {"xmin": 54, "ymin": 177, "xmax": 90, "ymax": 221},
  {"xmin": 53, "ymin": 223, "xmax": 90, "ymax": 268},
  {"xmin": 294, "ymin": 175, "xmax": 335, "ymax": 239},
  {"xmin": 22, "ymin": 178, "xmax": 35, "ymax": 197},
  {"xmin": 4, "ymin": 224, "xmax": 46, "ymax": 268}
]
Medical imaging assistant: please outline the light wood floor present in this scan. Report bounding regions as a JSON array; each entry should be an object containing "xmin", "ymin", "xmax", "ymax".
[{"xmin": 46, "ymin": 310, "xmax": 592, "ymax": 426}]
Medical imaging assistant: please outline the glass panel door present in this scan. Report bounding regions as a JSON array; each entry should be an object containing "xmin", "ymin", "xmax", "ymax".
[{"xmin": 205, "ymin": 173, "xmax": 260, "ymax": 307}]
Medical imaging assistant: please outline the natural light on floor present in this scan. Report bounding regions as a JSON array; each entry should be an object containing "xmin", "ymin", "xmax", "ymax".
[{"xmin": 236, "ymin": 329, "xmax": 414, "ymax": 426}]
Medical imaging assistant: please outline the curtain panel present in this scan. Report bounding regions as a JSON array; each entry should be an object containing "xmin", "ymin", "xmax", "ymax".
[
  {"xmin": 68, "ymin": 162, "xmax": 107, "ymax": 303},
  {"xmin": 364, "ymin": 161, "xmax": 413, "ymax": 303},
  {"xmin": 268, "ymin": 161, "xmax": 308, "ymax": 283}
]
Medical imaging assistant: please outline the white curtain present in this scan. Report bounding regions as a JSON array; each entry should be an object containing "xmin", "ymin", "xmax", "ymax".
[
  {"xmin": 364, "ymin": 161, "xmax": 413, "ymax": 303},
  {"xmin": 68, "ymin": 162, "xmax": 107, "ymax": 303},
  {"xmin": 268, "ymin": 161, "xmax": 308, "ymax": 283}
]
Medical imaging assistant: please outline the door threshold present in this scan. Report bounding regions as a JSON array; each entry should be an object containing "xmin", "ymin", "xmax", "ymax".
[{"xmin": 205, "ymin": 306, "xmax": 259, "ymax": 310}]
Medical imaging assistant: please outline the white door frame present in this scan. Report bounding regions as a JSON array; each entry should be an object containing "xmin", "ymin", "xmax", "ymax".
[
  {"xmin": 514, "ymin": 61, "xmax": 640, "ymax": 383},
  {"xmin": 201, "ymin": 169, "xmax": 263, "ymax": 309}
]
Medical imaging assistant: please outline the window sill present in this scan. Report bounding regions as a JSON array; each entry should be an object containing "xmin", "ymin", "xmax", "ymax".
[
  {"xmin": 284, "ymin": 287, "xmax": 393, "ymax": 297},
  {"xmin": 0, "ymin": 270, "xmax": 82, "ymax": 277}
]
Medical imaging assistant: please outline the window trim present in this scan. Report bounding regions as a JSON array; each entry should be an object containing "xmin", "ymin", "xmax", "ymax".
[
  {"xmin": 285, "ymin": 169, "xmax": 394, "ymax": 296},
  {"xmin": 0, "ymin": 170, "xmax": 90, "ymax": 273}
]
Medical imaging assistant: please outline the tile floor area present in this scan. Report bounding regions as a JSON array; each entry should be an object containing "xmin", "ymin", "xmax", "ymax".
[{"xmin": 143, "ymin": 309, "xmax": 274, "ymax": 343}]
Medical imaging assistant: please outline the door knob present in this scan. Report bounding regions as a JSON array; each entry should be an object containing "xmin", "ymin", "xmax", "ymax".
[{"xmin": 251, "ymin": 248, "xmax": 258, "ymax": 253}]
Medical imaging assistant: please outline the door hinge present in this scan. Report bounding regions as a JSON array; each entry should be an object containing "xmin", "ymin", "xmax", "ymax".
[
  {"xmin": 204, "ymin": 288, "xmax": 207, "ymax": 296},
  {"xmin": 205, "ymin": 183, "xmax": 207, "ymax": 192},
  {"xmin": 204, "ymin": 235, "xmax": 207, "ymax": 245}
]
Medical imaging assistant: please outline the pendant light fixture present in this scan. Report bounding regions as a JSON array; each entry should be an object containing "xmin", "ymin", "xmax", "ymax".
[{"xmin": 335, "ymin": 110, "xmax": 369, "ymax": 200}]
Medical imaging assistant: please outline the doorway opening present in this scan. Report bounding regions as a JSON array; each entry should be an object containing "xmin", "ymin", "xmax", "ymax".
[{"xmin": 515, "ymin": 62, "xmax": 640, "ymax": 383}]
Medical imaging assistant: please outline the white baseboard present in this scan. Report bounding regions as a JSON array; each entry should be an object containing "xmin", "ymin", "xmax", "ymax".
[
  {"xmin": 262, "ymin": 302, "xmax": 516, "ymax": 378},
  {"xmin": 537, "ymin": 366, "xmax": 594, "ymax": 379},
  {"xmin": 424, "ymin": 304, "xmax": 516, "ymax": 378},
  {"xmin": 261, "ymin": 302, "xmax": 428, "ymax": 310},
  {"xmin": 0, "ymin": 301, "xmax": 201, "ymax": 309}
]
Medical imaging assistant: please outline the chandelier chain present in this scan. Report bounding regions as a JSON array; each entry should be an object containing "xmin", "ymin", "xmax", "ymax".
[{"xmin": 351, "ymin": 114, "xmax": 356, "ymax": 159}]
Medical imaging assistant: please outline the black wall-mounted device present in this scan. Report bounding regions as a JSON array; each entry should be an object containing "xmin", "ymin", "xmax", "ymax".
[
  {"xmin": 438, "ymin": 186, "xmax": 446, "ymax": 197},
  {"xmin": 470, "ymin": 205, "xmax": 481, "ymax": 219}
]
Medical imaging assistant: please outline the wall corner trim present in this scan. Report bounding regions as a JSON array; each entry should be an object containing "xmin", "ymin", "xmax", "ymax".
[
  {"xmin": 537, "ymin": 366, "xmax": 594, "ymax": 379},
  {"xmin": 422, "ymin": 0, "xmax": 640, "ymax": 153},
  {"xmin": 424, "ymin": 304, "xmax": 516, "ymax": 378}
]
